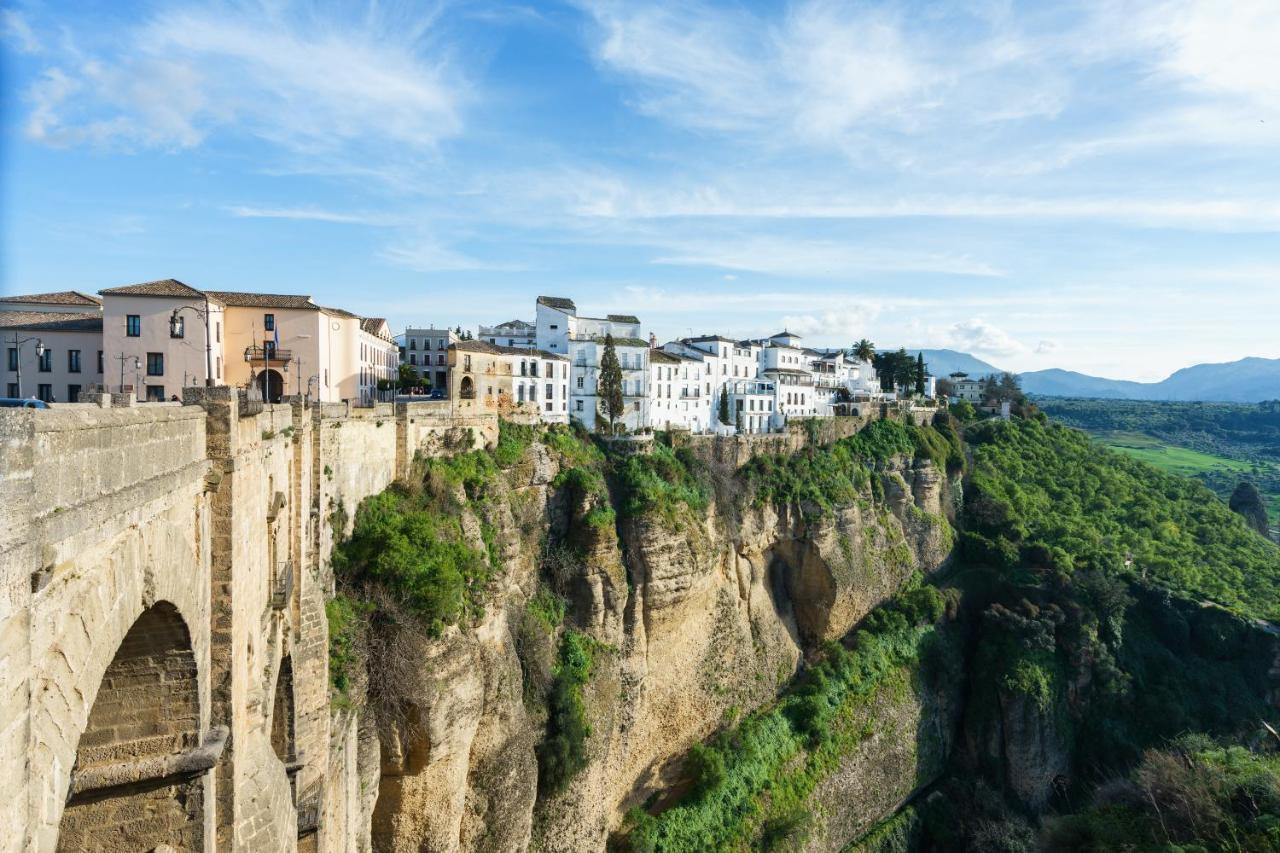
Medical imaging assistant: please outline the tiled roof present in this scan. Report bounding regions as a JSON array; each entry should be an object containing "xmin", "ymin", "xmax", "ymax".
[
  {"xmin": 683, "ymin": 334, "xmax": 735, "ymax": 344},
  {"xmin": 487, "ymin": 319, "xmax": 534, "ymax": 329},
  {"xmin": 319, "ymin": 305, "xmax": 359, "ymax": 319},
  {"xmin": 570, "ymin": 335, "xmax": 649, "ymax": 348},
  {"xmin": 360, "ymin": 317, "xmax": 390, "ymax": 337},
  {"xmin": 206, "ymin": 291, "xmax": 318, "ymax": 309},
  {"xmin": 649, "ymin": 349, "xmax": 681, "ymax": 364},
  {"xmin": 454, "ymin": 339, "xmax": 539, "ymax": 356},
  {"xmin": 537, "ymin": 295, "xmax": 576, "ymax": 312},
  {"xmin": 606, "ymin": 314, "xmax": 640, "ymax": 324},
  {"xmin": 100, "ymin": 279, "xmax": 211, "ymax": 299},
  {"xmin": 0, "ymin": 290, "xmax": 101, "ymax": 306},
  {"xmin": 0, "ymin": 310, "xmax": 103, "ymax": 332}
]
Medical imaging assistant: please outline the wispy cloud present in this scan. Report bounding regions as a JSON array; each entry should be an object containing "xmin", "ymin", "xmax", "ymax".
[
  {"xmin": 226, "ymin": 206, "xmax": 399, "ymax": 226},
  {"xmin": 651, "ymin": 236, "xmax": 1002, "ymax": 278},
  {"xmin": 378, "ymin": 239, "xmax": 525, "ymax": 273},
  {"xmin": 20, "ymin": 1, "xmax": 466, "ymax": 155}
]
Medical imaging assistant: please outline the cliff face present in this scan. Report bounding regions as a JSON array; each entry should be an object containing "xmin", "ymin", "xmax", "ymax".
[{"xmin": 343, "ymin": 427, "xmax": 958, "ymax": 852}]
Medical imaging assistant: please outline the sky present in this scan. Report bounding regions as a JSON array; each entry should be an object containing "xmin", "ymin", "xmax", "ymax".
[{"xmin": 2, "ymin": 0, "xmax": 1278, "ymax": 382}]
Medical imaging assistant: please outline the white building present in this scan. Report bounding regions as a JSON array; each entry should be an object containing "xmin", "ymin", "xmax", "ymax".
[
  {"xmin": 535, "ymin": 296, "xmax": 649, "ymax": 431},
  {"xmin": 951, "ymin": 375, "xmax": 985, "ymax": 403},
  {"xmin": 1, "ymin": 291, "xmax": 104, "ymax": 402},
  {"xmin": 725, "ymin": 378, "xmax": 777, "ymax": 434},
  {"xmin": 479, "ymin": 319, "xmax": 536, "ymax": 349},
  {"xmin": 647, "ymin": 349, "xmax": 710, "ymax": 432},
  {"xmin": 402, "ymin": 327, "xmax": 457, "ymax": 394},
  {"xmin": 358, "ymin": 318, "xmax": 399, "ymax": 405},
  {"xmin": 757, "ymin": 331, "xmax": 818, "ymax": 421}
]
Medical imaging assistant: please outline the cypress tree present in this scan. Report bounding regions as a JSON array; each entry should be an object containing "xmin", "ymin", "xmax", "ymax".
[{"xmin": 597, "ymin": 334, "xmax": 624, "ymax": 435}]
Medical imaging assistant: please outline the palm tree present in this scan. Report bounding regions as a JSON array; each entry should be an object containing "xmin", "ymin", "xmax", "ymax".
[{"xmin": 852, "ymin": 339, "xmax": 875, "ymax": 362}]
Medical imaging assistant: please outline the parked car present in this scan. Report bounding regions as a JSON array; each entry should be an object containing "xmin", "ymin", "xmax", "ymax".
[
  {"xmin": 429, "ymin": 388, "xmax": 446, "ymax": 400},
  {"xmin": 0, "ymin": 398, "xmax": 50, "ymax": 408}
]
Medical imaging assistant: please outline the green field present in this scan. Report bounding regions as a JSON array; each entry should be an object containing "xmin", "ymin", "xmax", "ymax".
[{"xmin": 1094, "ymin": 431, "xmax": 1279, "ymax": 535}]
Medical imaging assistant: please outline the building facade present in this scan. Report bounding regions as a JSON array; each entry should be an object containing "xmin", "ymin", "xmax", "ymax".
[
  {"xmin": 402, "ymin": 327, "xmax": 457, "ymax": 394},
  {"xmin": 478, "ymin": 319, "xmax": 536, "ymax": 349},
  {"xmin": 647, "ymin": 349, "xmax": 709, "ymax": 432},
  {"xmin": 1, "ymin": 291, "xmax": 105, "ymax": 402},
  {"xmin": 449, "ymin": 340, "xmax": 570, "ymax": 423}
]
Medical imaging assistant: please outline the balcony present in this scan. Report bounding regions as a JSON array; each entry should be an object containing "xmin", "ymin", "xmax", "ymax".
[{"xmin": 244, "ymin": 346, "xmax": 293, "ymax": 364}]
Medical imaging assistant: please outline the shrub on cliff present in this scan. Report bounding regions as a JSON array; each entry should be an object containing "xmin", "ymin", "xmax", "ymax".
[
  {"xmin": 538, "ymin": 631, "xmax": 597, "ymax": 793},
  {"xmin": 616, "ymin": 439, "xmax": 710, "ymax": 521}
]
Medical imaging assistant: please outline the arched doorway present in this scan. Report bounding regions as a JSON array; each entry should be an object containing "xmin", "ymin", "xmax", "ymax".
[
  {"xmin": 460, "ymin": 375, "xmax": 475, "ymax": 399},
  {"xmin": 257, "ymin": 369, "xmax": 285, "ymax": 403},
  {"xmin": 57, "ymin": 602, "xmax": 203, "ymax": 851}
]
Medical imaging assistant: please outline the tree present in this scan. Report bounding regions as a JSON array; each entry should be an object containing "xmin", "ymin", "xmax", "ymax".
[
  {"xmin": 936, "ymin": 377, "xmax": 956, "ymax": 399},
  {"xmin": 597, "ymin": 334, "xmax": 624, "ymax": 435},
  {"xmin": 718, "ymin": 388, "xmax": 730, "ymax": 426},
  {"xmin": 852, "ymin": 339, "xmax": 875, "ymax": 362},
  {"xmin": 398, "ymin": 363, "xmax": 420, "ymax": 391},
  {"xmin": 915, "ymin": 353, "xmax": 927, "ymax": 396}
]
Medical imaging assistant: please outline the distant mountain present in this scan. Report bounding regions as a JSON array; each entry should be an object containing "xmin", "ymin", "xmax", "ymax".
[
  {"xmin": 908, "ymin": 349, "xmax": 1004, "ymax": 378},
  {"xmin": 1022, "ymin": 357, "xmax": 1280, "ymax": 403}
]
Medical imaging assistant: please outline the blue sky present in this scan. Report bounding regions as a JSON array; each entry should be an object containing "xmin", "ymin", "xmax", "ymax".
[{"xmin": 2, "ymin": 0, "xmax": 1278, "ymax": 381}]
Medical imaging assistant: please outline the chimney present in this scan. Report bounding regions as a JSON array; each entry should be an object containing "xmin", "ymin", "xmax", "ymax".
[{"xmin": 649, "ymin": 332, "xmax": 657, "ymax": 349}]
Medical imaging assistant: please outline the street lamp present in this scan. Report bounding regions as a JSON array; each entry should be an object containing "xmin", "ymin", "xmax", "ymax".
[
  {"xmin": 117, "ymin": 353, "xmax": 140, "ymax": 395},
  {"xmin": 169, "ymin": 294, "xmax": 215, "ymax": 386},
  {"xmin": 5, "ymin": 334, "xmax": 44, "ymax": 399}
]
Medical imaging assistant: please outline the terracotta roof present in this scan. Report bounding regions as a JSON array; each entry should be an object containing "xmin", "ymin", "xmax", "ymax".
[
  {"xmin": 206, "ymin": 290, "xmax": 317, "ymax": 309},
  {"xmin": 100, "ymin": 279, "xmax": 213, "ymax": 300},
  {"xmin": 454, "ymin": 339, "xmax": 536, "ymax": 356},
  {"xmin": 320, "ymin": 305, "xmax": 359, "ymax": 319},
  {"xmin": 360, "ymin": 317, "xmax": 390, "ymax": 337},
  {"xmin": 606, "ymin": 314, "xmax": 640, "ymax": 324},
  {"xmin": 536, "ymin": 295, "xmax": 576, "ymax": 312},
  {"xmin": 0, "ymin": 310, "xmax": 103, "ymax": 332},
  {"xmin": 0, "ymin": 290, "xmax": 101, "ymax": 306}
]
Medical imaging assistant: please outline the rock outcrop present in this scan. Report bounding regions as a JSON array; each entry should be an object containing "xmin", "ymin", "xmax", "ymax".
[{"xmin": 346, "ymin": 427, "xmax": 957, "ymax": 852}]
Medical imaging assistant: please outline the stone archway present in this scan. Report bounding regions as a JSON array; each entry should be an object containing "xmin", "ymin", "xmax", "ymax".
[
  {"xmin": 257, "ymin": 369, "xmax": 285, "ymax": 404},
  {"xmin": 56, "ymin": 602, "xmax": 206, "ymax": 852},
  {"xmin": 460, "ymin": 375, "xmax": 475, "ymax": 399}
]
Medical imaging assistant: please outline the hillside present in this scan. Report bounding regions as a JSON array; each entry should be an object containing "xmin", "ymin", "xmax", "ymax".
[
  {"xmin": 1023, "ymin": 356, "xmax": 1280, "ymax": 402},
  {"xmin": 324, "ymin": 414, "xmax": 1280, "ymax": 852},
  {"xmin": 908, "ymin": 349, "xmax": 1004, "ymax": 378}
]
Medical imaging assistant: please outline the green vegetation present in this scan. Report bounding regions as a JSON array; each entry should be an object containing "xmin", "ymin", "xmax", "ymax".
[
  {"xmin": 963, "ymin": 416, "xmax": 1280, "ymax": 620},
  {"xmin": 538, "ymin": 631, "xmax": 598, "ymax": 793},
  {"xmin": 325, "ymin": 593, "xmax": 367, "ymax": 701},
  {"xmin": 1043, "ymin": 737, "xmax": 1280, "ymax": 852},
  {"xmin": 1040, "ymin": 397, "xmax": 1280, "ymax": 534},
  {"xmin": 526, "ymin": 587, "xmax": 567, "ymax": 631},
  {"xmin": 616, "ymin": 439, "xmax": 710, "ymax": 521},
  {"xmin": 494, "ymin": 419, "xmax": 536, "ymax": 466},
  {"xmin": 742, "ymin": 419, "xmax": 962, "ymax": 518},
  {"xmin": 623, "ymin": 586, "xmax": 952, "ymax": 851}
]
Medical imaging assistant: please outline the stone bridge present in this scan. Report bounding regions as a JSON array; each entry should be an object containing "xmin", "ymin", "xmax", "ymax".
[{"xmin": 0, "ymin": 390, "xmax": 497, "ymax": 852}]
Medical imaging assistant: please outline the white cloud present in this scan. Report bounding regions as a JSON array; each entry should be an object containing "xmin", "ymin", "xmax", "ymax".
[
  {"xmin": 226, "ymin": 206, "xmax": 397, "ymax": 226},
  {"xmin": 945, "ymin": 318, "xmax": 1028, "ymax": 358},
  {"xmin": 650, "ymin": 237, "xmax": 1002, "ymax": 278},
  {"xmin": 2, "ymin": 8, "xmax": 40, "ymax": 54},
  {"xmin": 1148, "ymin": 0, "xmax": 1280, "ymax": 110},
  {"xmin": 1035, "ymin": 338, "xmax": 1059, "ymax": 355},
  {"xmin": 379, "ymin": 240, "xmax": 523, "ymax": 273},
  {"xmin": 22, "ymin": 2, "xmax": 464, "ymax": 155},
  {"xmin": 781, "ymin": 307, "xmax": 882, "ymax": 338}
]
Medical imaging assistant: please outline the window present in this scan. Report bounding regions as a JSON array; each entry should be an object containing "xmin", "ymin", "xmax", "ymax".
[
  {"xmin": 409, "ymin": 338, "xmax": 417, "ymax": 350},
  {"xmin": 145, "ymin": 385, "xmax": 165, "ymax": 402},
  {"xmin": 146, "ymin": 352, "xmax": 164, "ymax": 376},
  {"xmin": 68, "ymin": 350, "xmax": 81, "ymax": 373},
  {"xmin": 126, "ymin": 315, "xmax": 141, "ymax": 337},
  {"xmin": 546, "ymin": 383, "xmax": 553, "ymax": 400},
  {"xmin": 437, "ymin": 354, "xmax": 445, "ymax": 365},
  {"xmin": 171, "ymin": 316, "xmax": 185, "ymax": 338},
  {"xmin": 576, "ymin": 377, "xmax": 584, "ymax": 389},
  {"xmin": 68, "ymin": 384, "xmax": 81, "ymax": 403},
  {"xmin": 97, "ymin": 350, "xmax": 104, "ymax": 373},
  {"xmin": 409, "ymin": 353, "xmax": 416, "ymax": 365},
  {"xmin": 6, "ymin": 348, "xmax": 15, "ymax": 371},
  {"xmin": 216, "ymin": 321, "xmax": 221, "ymax": 342},
  {"xmin": 6, "ymin": 383, "xmax": 18, "ymax": 397},
  {"xmin": 217, "ymin": 356, "xmax": 222, "ymax": 379},
  {"xmin": 263, "ymin": 313, "xmax": 275, "ymax": 332},
  {"xmin": 437, "ymin": 339, "xmax": 445, "ymax": 350},
  {"xmin": 38, "ymin": 349, "xmax": 52, "ymax": 372},
  {"xmin": 463, "ymin": 355, "xmax": 472, "ymax": 371},
  {"xmin": 575, "ymin": 399, "xmax": 583, "ymax": 412},
  {"xmin": 550, "ymin": 324, "xmax": 558, "ymax": 330},
  {"xmin": 37, "ymin": 384, "xmax": 52, "ymax": 402},
  {"xmin": 264, "ymin": 340, "xmax": 277, "ymax": 359}
]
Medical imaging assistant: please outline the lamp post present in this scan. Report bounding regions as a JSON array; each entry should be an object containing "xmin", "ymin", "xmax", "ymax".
[
  {"xmin": 117, "ymin": 353, "xmax": 140, "ymax": 395},
  {"xmin": 169, "ymin": 294, "xmax": 214, "ymax": 386},
  {"xmin": 5, "ymin": 333, "xmax": 44, "ymax": 399}
]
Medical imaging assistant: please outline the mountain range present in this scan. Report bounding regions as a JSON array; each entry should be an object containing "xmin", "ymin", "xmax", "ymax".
[{"xmin": 908, "ymin": 350, "xmax": 1280, "ymax": 403}]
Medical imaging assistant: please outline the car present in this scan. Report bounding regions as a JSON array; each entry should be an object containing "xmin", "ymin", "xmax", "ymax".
[
  {"xmin": 0, "ymin": 398, "xmax": 51, "ymax": 408},
  {"xmin": 429, "ymin": 388, "xmax": 446, "ymax": 400}
]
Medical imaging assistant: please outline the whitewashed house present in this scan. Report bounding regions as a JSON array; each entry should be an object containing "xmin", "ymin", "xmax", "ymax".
[
  {"xmin": 535, "ymin": 295, "xmax": 649, "ymax": 431},
  {"xmin": 725, "ymin": 378, "xmax": 777, "ymax": 433},
  {"xmin": 647, "ymin": 349, "xmax": 709, "ymax": 432},
  {"xmin": 479, "ymin": 319, "xmax": 536, "ymax": 349},
  {"xmin": 758, "ymin": 331, "xmax": 818, "ymax": 421}
]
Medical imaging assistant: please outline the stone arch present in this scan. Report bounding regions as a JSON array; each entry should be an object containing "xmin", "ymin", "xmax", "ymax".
[
  {"xmin": 460, "ymin": 375, "xmax": 475, "ymax": 399},
  {"xmin": 56, "ymin": 602, "xmax": 207, "ymax": 852},
  {"xmin": 257, "ymin": 368, "xmax": 285, "ymax": 403},
  {"xmin": 271, "ymin": 655, "xmax": 296, "ymax": 766}
]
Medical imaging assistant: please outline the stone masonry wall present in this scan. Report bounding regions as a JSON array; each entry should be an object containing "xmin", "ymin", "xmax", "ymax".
[{"xmin": 1, "ymin": 393, "xmax": 499, "ymax": 853}]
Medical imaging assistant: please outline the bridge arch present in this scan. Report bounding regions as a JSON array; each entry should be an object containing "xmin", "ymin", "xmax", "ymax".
[{"xmin": 55, "ymin": 601, "xmax": 209, "ymax": 852}]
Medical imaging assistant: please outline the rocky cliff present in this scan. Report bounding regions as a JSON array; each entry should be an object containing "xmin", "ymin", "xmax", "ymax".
[{"xmin": 328, "ymin": 418, "xmax": 961, "ymax": 852}]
